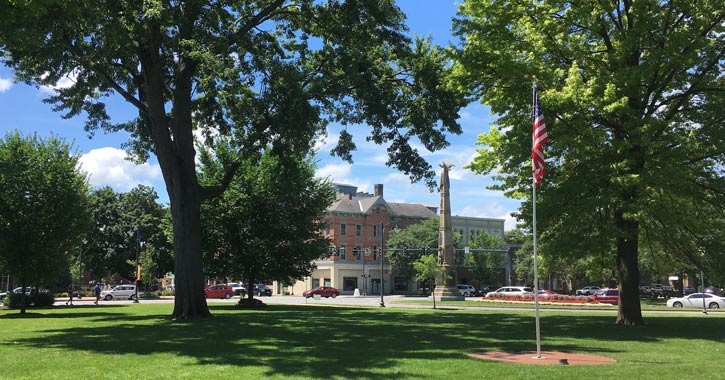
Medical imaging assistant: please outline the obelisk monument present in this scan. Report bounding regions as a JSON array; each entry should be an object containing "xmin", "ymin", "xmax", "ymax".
[{"xmin": 433, "ymin": 162, "xmax": 463, "ymax": 301}]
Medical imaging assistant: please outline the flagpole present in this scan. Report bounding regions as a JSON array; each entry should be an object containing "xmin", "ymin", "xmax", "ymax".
[{"xmin": 532, "ymin": 81, "xmax": 542, "ymax": 359}]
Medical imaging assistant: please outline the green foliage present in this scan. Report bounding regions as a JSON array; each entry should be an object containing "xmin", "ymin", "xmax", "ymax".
[
  {"xmin": 0, "ymin": 131, "xmax": 90, "ymax": 311},
  {"xmin": 200, "ymin": 144, "xmax": 334, "ymax": 293},
  {"xmin": 3, "ymin": 292, "xmax": 55, "ymax": 309},
  {"xmin": 83, "ymin": 186, "xmax": 173, "ymax": 283},
  {"xmin": 455, "ymin": 0, "xmax": 725, "ymax": 324},
  {"xmin": 386, "ymin": 217, "xmax": 462, "ymax": 278},
  {"xmin": 466, "ymin": 231, "xmax": 506, "ymax": 286}
]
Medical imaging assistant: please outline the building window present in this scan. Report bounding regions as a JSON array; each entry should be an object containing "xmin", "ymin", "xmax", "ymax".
[
  {"xmin": 373, "ymin": 224, "xmax": 377, "ymax": 237},
  {"xmin": 324, "ymin": 278, "xmax": 331, "ymax": 286},
  {"xmin": 356, "ymin": 224, "xmax": 362, "ymax": 237},
  {"xmin": 340, "ymin": 223, "xmax": 346, "ymax": 236},
  {"xmin": 312, "ymin": 278, "xmax": 320, "ymax": 288},
  {"xmin": 343, "ymin": 277, "xmax": 358, "ymax": 292},
  {"xmin": 340, "ymin": 243, "xmax": 347, "ymax": 260},
  {"xmin": 394, "ymin": 277, "xmax": 408, "ymax": 292},
  {"xmin": 326, "ymin": 224, "xmax": 330, "ymax": 237}
]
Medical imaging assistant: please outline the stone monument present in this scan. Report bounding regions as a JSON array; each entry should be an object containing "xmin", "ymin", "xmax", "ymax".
[{"xmin": 433, "ymin": 162, "xmax": 464, "ymax": 301}]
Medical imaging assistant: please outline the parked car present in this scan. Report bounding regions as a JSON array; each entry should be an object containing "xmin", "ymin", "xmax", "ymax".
[
  {"xmin": 303, "ymin": 286, "xmax": 340, "ymax": 298},
  {"xmin": 0, "ymin": 287, "xmax": 35, "ymax": 301},
  {"xmin": 457, "ymin": 284, "xmax": 476, "ymax": 297},
  {"xmin": 667, "ymin": 293, "xmax": 725, "ymax": 309},
  {"xmin": 227, "ymin": 283, "xmax": 246, "ymax": 296},
  {"xmin": 474, "ymin": 285, "xmax": 500, "ymax": 296},
  {"xmin": 254, "ymin": 284, "xmax": 272, "ymax": 297},
  {"xmin": 485, "ymin": 286, "xmax": 533, "ymax": 298},
  {"xmin": 100, "ymin": 285, "xmax": 137, "ymax": 301},
  {"xmin": 537, "ymin": 289, "xmax": 558, "ymax": 297},
  {"xmin": 576, "ymin": 286, "xmax": 600, "ymax": 296},
  {"xmin": 592, "ymin": 288, "xmax": 619, "ymax": 305},
  {"xmin": 204, "ymin": 284, "xmax": 234, "ymax": 299}
]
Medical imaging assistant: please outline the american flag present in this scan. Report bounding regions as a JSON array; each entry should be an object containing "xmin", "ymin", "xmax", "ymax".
[{"xmin": 532, "ymin": 84, "xmax": 548, "ymax": 186}]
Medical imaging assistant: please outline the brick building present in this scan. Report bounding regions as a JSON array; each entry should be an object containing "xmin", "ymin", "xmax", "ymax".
[{"xmin": 286, "ymin": 183, "xmax": 437, "ymax": 296}]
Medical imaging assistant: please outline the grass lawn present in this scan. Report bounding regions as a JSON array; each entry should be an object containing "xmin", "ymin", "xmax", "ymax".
[{"xmin": 1, "ymin": 303, "xmax": 723, "ymax": 380}]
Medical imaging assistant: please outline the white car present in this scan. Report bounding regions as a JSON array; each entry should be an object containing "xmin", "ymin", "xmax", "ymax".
[
  {"xmin": 227, "ymin": 283, "xmax": 246, "ymax": 296},
  {"xmin": 457, "ymin": 284, "xmax": 476, "ymax": 297},
  {"xmin": 576, "ymin": 286, "xmax": 601, "ymax": 295},
  {"xmin": 667, "ymin": 293, "xmax": 725, "ymax": 309},
  {"xmin": 485, "ymin": 286, "xmax": 533, "ymax": 298},
  {"xmin": 100, "ymin": 285, "xmax": 137, "ymax": 301},
  {"xmin": 0, "ymin": 287, "xmax": 35, "ymax": 301}
]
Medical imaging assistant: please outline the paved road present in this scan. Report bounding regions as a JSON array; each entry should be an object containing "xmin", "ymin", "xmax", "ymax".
[{"xmin": 52, "ymin": 295, "xmax": 718, "ymax": 315}]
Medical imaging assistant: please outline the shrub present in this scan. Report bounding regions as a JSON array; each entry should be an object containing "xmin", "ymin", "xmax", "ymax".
[{"xmin": 3, "ymin": 292, "xmax": 54, "ymax": 308}]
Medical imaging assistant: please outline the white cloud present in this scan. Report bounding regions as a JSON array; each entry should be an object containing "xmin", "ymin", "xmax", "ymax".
[
  {"xmin": 78, "ymin": 147, "xmax": 162, "ymax": 192},
  {"xmin": 0, "ymin": 77, "xmax": 12, "ymax": 93},
  {"xmin": 39, "ymin": 70, "xmax": 79, "ymax": 94}
]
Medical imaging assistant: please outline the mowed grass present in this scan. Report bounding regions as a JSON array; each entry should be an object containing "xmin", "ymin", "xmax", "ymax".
[{"xmin": 1, "ymin": 303, "xmax": 723, "ymax": 380}]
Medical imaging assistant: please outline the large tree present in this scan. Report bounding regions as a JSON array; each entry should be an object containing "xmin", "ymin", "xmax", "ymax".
[
  {"xmin": 0, "ymin": 131, "xmax": 90, "ymax": 314},
  {"xmin": 83, "ymin": 185, "xmax": 173, "ymax": 283},
  {"xmin": 387, "ymin": 217, "xmax": 462, "ymax": 279},
  {"xmin": 466, "ymin": 231, "xmax": 506, "ymax": 287},
  {"xmin": 200, "ymin": 144, "xmax": 334, "ymax": 302},
  {"xmin": 455, "ymin": 0, "xmax": 724, "ymax": 325},
  {"xmin": 0, "ymin": 1, "xmax": 466, "ymax": 319}
]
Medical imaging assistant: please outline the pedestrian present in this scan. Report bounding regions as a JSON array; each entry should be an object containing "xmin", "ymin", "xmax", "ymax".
[
  {"xmin": 65, "ymin": 283, "xmax": 74, "ymax": 305},
  {"xmin": 93, "ymin": 282, "xmax": 101, "ymax": 305}
]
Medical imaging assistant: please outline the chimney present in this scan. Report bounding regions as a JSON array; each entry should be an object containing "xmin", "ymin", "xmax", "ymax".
[{"xmin": 374, "ymin": 184, "xmax": 383, "ymax": 197}]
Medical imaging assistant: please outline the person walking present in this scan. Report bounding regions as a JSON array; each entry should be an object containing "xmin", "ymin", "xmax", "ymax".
[
  {"xmin": 65, "ymin": 283, "xmax": 74, "ymax": 306},
  {"xmin": 93, "ymin": 282, "xmax": 101, "ymax": 305}
]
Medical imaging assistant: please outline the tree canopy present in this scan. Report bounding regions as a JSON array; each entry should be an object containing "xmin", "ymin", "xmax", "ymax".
[
  {"xmin": 0, "ymin": 131, "xmax": 90, "ymax": 314},
  {"xmin": 387, "ymin": 217, "xmax": 462, "ymax": 279},
  {"xmin": 200, "ymin": 144, "xmax": 334, "ymax": 301},
  {"xmin": 0, "ymin": 0, "xmax": 466, "ymax": 319},
  {"xmin": 466, "ymin": 230, "xmax": 506, "ymax": 287},
  {"xmin": 82, "ymin": 185, "xmax": 173, "ymax": 284},
  {"xmin": 454, "ymin": 0, "xmax": 724, "ymax": 325}
]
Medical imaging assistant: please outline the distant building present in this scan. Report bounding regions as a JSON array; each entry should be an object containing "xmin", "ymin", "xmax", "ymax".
[
  {"xmin": 284, "ymin": 183, "xmax": 507, "ymax": 296},
  {"xmin": 287, "ymin": 183, "xmax": 437, "ymax": 295}
]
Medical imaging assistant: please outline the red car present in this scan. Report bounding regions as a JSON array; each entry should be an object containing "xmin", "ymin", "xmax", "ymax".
[
  {"xmin": 592, "ymin": 288, "xmax": 619, "ymax": 305},
  {"xmin": 204, "ymin": 284, "xmax": 234, "ymax": 299},
  {"xmin": 537, "ymin": 289, "xmax": 558, "ymax": 297},
  {"xmin": 303, "ymin": 286, "xmax": 340, "ymax": 298}
]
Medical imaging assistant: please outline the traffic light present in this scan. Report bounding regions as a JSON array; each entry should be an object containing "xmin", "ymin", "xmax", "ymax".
[{"xmin": 402, "ymin": 245, "xmax": 408, "ymax": 255}]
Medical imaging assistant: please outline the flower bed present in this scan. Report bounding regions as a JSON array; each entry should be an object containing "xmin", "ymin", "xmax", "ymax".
[{"xmin": 483, "ymin": 294, "xmax": 598, "ymax": 304}]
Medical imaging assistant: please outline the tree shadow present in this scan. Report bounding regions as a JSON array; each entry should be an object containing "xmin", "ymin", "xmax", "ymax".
[{"xmin": 10, "ymin": 305, "xmax": 725, "ymax": 379}]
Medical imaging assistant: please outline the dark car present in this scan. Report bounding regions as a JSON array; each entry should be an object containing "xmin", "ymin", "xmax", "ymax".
[
  {"xmin": 204, "ymin": 284, "xmax": 234, "ymax": 299},
  {"xmin": 254, "ymin": 284, "xmax": 272, "ymax": 297},
  {"xmin": 303, "ymin": 286, "xmax": 340, "ymax": 298}
]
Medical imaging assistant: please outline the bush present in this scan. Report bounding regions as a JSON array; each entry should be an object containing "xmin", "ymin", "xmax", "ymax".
[{"xmin": 3, "ymin": 292, "xmax": 55, "ymax": 308}]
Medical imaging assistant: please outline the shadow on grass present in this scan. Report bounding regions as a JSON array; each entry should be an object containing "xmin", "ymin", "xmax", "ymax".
[{"xmin": 9, "ymin": 304, "xmax": 725, "ymax": 379}]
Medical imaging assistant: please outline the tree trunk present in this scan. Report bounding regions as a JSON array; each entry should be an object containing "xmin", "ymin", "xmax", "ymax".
[
  {"xmin": 169, "ymin": 181, "xmax": 210, "ymax": 320},
  {"xmin": 19, "ymin": 285, "xmax": 27, "ymax": 315},
  {"xmin": 615, "ymin": 211, "xmax": 644, "ymax": 325}
]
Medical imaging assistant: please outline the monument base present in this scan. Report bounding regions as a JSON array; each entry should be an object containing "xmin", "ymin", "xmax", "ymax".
[{"xmin": 433, "ymin": 285, "xmax": 464, "ymax": 301}]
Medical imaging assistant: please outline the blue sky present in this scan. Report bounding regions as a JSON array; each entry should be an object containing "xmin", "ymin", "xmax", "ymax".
[{"xmin": 0, "ymin": 1, "xmax": 521, "ymax": 230}]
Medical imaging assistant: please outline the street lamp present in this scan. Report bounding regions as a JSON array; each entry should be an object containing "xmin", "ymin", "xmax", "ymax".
[
  {"xmin": 80, "ymin": 238, "xmax": 88, "ymax": 291},
  {"xmin": 379, "ymin": 222, "xmax": 396, "ymax": 307},
  {"xmin": 128, "ymin": 226, "xmax": 141, "ymax": 303},
  {"xmin": 362, "ymin": 248, "xmax": 370, "ymax": 296}
]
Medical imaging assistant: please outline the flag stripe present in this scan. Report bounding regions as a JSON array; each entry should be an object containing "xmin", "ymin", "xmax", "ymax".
[{"xmin": 532, "ymin": 84, "xmax": 547, "ymax": 186}]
